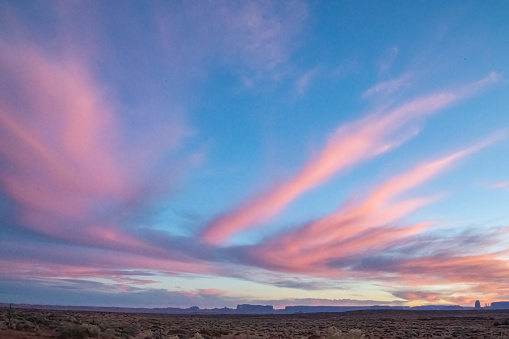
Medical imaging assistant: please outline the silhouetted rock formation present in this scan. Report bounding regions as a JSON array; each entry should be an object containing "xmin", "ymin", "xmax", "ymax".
[
  {"xmin": 236, "ymin": 304, "xmax": 273, "ymax": 314},
  {"xmin": 475, "ymin": 300, "xmax": 481, "ymax": 308},
  {"xmin": 284, "ymin": 306, "xmax": 369, "ymax": 313},
  {"xmin": 491, "ymin": 301, "xmax": 509, "ymax": 309}
]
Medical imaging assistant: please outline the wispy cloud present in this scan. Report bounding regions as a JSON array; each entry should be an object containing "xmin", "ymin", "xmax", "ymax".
[
  {"xmin": 491, "ymin": 182, "xmax": 509, "ymax": 190},
  {"xmin": 0, "ymin": 39, "xmax": 203, "ymax": 263},
  {"xmin": 296, "ymin": 68, "xmax": 319, "ymax": 94},
  {"xmin": 0, "ymin": 239, "xmax": 220, "ymax": 282},
  {"xmin": 156, "ymin": 1, "xmax": 307, "ymax": 84},
  {"xmin": 362, "ymin": 72, "xmax": 413, "ymax": 98},
  {"xmin": 201, "ymin": 74, "xmax": 499, "ymax": 245},
  {"xmin": 379, "ymin": 46, "xmax": 399, "ymax": 74},
  {"xmin": 343, "ymin": 223, "xmax": 509, "ymax": 305},
  {"xmin": 392, "ymin": 290, "xmax": 440, "ymax": 302},
  {"xmin": 245, "ymin": 140, "xmax": 493, "ymax": 274},
  {"xmin": 217, "ymin": 1, "xmax": 307, "ymax": 71},
  {"xmin": 0, "ymin": 2, "xmax": 313, "ymax": 293}
]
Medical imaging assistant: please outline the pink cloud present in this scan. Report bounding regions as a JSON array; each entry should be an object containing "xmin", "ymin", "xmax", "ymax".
[
  {"xmin": 201, "ymin": 74, "xmax": 498, "ymax": 245},
  {"xmin": 393, "ymin": 290, "xmax": 440, "ymax": 302},
  {"xmin": 490, "ymin": 182, "xmax": 509, "ymax": 190},
  {"xmin": 0, "ymin": 240, "xmax": 221, "ymax": 284},
  {"xmin": 371, "ymin": 251, "xmax": 509, "ymax": 307},
  {"xmin": 243, "ymin": 138, "xmax": 497, "ymax": 276},
  {"xmin": 349, "ymin": 225, "xmax": 509, "ymax": 298},
  {"xmin": 0, "ymin": 40, "xmax": 191, "ymax": 257},
  {"xmin": 392, "ymin": 251, "xmax": 509, "ymax": 285},
  {"xmin": 391, "ymin": 290, "xmax": 486, "ymax": 306}
]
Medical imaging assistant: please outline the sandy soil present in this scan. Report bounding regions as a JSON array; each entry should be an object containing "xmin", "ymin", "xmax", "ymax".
[{"xmin": 1, "ymin": 307, "xmax": 509, "ymax": 338}]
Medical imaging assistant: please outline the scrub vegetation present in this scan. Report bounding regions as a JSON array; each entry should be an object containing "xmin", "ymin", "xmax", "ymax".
[{"xmin": 2, "ymin": 306, "xmax": 509, "ymax": 338}]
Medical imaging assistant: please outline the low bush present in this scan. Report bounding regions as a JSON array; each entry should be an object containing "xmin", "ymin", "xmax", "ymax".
[
  {"xmin": 324, "ymin": 326, "xmax": 365, "ymax": 339},
  {"xmin": 57, "ymin": 324, "xmax": 88, "ymax": 339}
]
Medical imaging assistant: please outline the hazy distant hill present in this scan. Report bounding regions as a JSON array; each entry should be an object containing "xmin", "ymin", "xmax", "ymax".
[{"xmin": 4, "ymin": 302, "xmax": 507, "ymax": 314}]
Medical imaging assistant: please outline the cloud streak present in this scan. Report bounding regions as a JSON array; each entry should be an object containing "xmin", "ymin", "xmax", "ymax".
[
  {"xmin": 0, "ymin": 2, "xmax": 313, "ymax": 295},
  {"xmin": 243, "ymin": 140, "xmax": 493, "ymax": 274},
  {"xmin": 201, "ymin": 73, "xmax": 499, "ymax": 245},
  {"xmin": 0, "ymin": 38, "xmax": 208, "ymax": 272},
  {"xmin": 362, "ymin": 72, "xmax": 413, "ymax": 98},
  {"xmin": 156, "ymin": 0, "xmax": 307, "ymax": 85},
  {"xmin": 0, "ymin": 44, "xmax": 133, "ymax": 245}
]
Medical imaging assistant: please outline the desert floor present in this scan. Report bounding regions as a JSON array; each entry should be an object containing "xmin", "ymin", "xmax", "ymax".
[{"xmin": 2, "ymin": 307, "xmax": 509, "ymax": 338}]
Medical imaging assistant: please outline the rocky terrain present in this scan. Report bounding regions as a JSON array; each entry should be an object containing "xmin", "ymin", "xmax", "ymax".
[{"xmin": 1, "ymin": 306, "xmax": 509, "ymax": 338}]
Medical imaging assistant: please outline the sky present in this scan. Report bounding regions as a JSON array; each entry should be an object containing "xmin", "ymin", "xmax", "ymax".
[{"xmin": 1, "ymin": 1, "xmax": 509, "ymax": 309}]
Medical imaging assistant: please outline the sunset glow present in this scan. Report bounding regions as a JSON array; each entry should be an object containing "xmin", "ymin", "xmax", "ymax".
[{"xmin": 1, "ymin": 1, "xmax": 509, "ymax": 308}]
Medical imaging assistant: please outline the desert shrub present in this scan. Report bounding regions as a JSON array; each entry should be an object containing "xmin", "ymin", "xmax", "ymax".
[
  {"xmin": 121, "ymin": 323, "xmax": 140, "ymax": 337},
  {"xmin": 99, "ymin": 328, "xmax": 116, "ymax": 339},
  {"xmin": 82, "ymin": 323, "xmax": 101, "ymax": 337},
  {"xmin": 219, "ymin": 334, "xmax": 250, "ymax": 339},
  {"xmin": 134, "ymin": 329, "xmax": 153, "ymax": 339},
  {"xmin": 192, "ymin": 333, "xmax": 204, "ymax": 339},
  {"xmin": 57, "ymin": 324, "xmax": 88, "ymax": 339},
  {"xmin": 17, "ymin": 320, "xmax": 36, "ymax": 331},
  {"xmin": 345, "ymin": 329, "xmax": 364, "ymax": 339},
  {"xmin": 324, "ymin": 326, "xmax": 364, "ymax": 339}
]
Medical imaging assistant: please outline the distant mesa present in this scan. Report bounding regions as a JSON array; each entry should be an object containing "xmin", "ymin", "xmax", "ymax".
[
  {"xmin": 475, "ymin": 300, "xmax": 481, "ymax": 309},
  {"xmin": 285, "ymin": 305, "xmax": 371, "ymax": 313},
  {"xmin": 491, "ymin": 301, "xmax": 509, "ymax": 310},
  {"xmin": 236, "ymin": 304, "xmax": 273, "ymax": 314}
]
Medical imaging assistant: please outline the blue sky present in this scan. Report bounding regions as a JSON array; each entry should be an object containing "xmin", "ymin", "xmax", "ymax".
[{"xmin": 1, "ymin": 1, "xmax": 508, "ymax": 308}]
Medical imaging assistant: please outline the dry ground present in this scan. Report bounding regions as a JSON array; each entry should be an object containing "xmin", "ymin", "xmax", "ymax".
[{"xmin": 1, "ymin": 307, "xmax": 509, "ymax": 338}]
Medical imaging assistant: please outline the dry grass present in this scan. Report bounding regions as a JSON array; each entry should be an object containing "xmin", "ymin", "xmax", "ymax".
[{"xmin": 1, "ymin": 306, "xmax": 509, "ymax": 338}]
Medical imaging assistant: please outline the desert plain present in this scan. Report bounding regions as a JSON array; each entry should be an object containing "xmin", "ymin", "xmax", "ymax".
[{"xmin": 2, "ymin": 306, "xmax": 509, "ymax": 339}]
